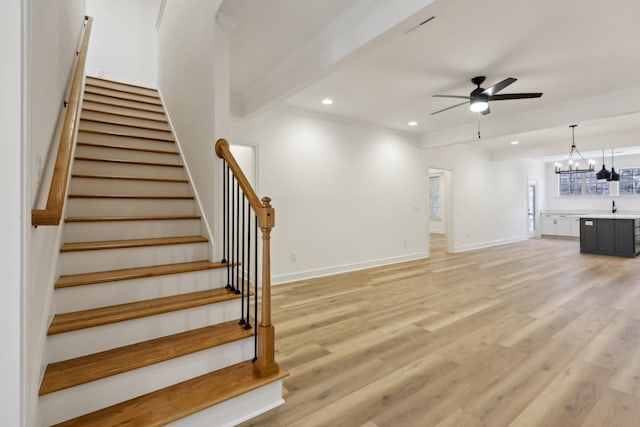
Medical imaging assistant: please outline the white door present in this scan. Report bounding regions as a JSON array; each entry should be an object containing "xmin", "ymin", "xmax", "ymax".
[{"xmin": 527, "ymin": 180, "xmax": 538, "ymax": 238}]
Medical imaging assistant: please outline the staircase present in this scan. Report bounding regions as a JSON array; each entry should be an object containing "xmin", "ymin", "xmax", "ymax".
[{"xmin": 39, "ymin": 76, "xmax": 286, "ymax": 426}]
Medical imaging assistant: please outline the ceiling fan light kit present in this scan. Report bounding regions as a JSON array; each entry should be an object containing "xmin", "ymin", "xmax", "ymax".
[
  {"xmin": 431, "ymin": 75, "xmax": 542, "ymax": 116},
  {"xmin": 554, "ymin": 124, "xmax": 595, "ymax": 174}
]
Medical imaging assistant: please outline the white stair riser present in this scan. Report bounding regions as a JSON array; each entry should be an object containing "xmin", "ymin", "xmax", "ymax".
[
  {"xmin": 80, "ymin": 120, "xmax": 173, "ymax": 141},
  {"xmin": 86, "ymin": 78, "xmax": 159, "ymax": 98},
  {"xmin": 81, "ymin": 110, "xmax": 170, "ymax": 131},
  {"xmin": 168, "ymin": 381, "xmax": 284, "ymax": 427},
  {"xmin": 82, "ymin": 100, "xmax": 167, "ymax": 121},
  {"xmin": 55, "ymin": 268, "xmax": 226, "ymax": 312},
  {"xmin": 48, "ymin": 299, "xmax": 244, "ymax": 361},
  {"xmin": 59, "ymin": 242, "xmax": 208, "ymax": 275},
  {"xmin": 72, "ymin": 160, "xmax": 186, "ymax": 180},
  {"xmin": 83, "ymin": 93, "xmax": 165, "ymax": 113},
  {"xmin": 75, "ymin": 145, "xmax": 182, "ymax": 164},
  {"xmin": 70, "ymin": 177, "xmax": 191, "ymax": 197},
  {"xmin": 66, "ymin": 197, "xmax": 196, "ymax": 217},
  {"xmin": 85, "ymin": 86, "xmax": 161, "ymax": 105},
  {"xmin": 40, "ymin": 338, "xmax": 254, "ymax": 426},
  {"xmin": 77, "ymin": 131, "xmax": 176, "ymax": 151},
  {"xmin": 63, "ymin": 219, "xmax": 202, "ymax": 243}
]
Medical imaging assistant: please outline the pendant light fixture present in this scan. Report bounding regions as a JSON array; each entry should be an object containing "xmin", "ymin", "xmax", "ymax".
[
  {"xmin": 554, "ymin": 124, "xmax": 595, "ymax": 174},
  {"xmin": 608, "ymin": 148, "xmax": 620, "ymax": 181},
  {"xmin": 596, "ymin": 149, "xmax": 611, "ymax": 180}
]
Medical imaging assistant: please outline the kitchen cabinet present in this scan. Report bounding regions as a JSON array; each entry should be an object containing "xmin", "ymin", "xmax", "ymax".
[
  {"xmin": 541, "ymin": 213, "xmax": 579, "ymax": 237},
  {"xmin": 580, "ymin": 215, "xmax": 640, "ymax": 258}
]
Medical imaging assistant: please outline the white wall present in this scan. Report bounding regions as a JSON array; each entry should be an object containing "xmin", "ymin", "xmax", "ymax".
[
  {"xmin": 157, "ymin": 0, "xmax": 224, "ymax": 257},
  {"xmin": 230, "ymin": 109, "xmax": 428, "ymax": 284},
  {"xmin": 544, "ymin": 153, "xmax": 640, "ymax": 213},
  {"xmin": 0, "ymin": 1, "xmax": 24, "ymax": 423},
  {"xmin": 424, "ymin": 144, "xmax": 545, "ymax": 252},
  {"xmin": 85, "ymin": 0, "xmax": 160, "ymax": 87},
  {"xmin": 26, "ymin": 1, "xmax": 86, "ymax": 425}
]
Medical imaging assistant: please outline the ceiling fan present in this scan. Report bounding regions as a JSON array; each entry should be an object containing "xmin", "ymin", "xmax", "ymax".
[{"xmin": 431, "ymin": 76, "xmax": 542, "ymax": 116}]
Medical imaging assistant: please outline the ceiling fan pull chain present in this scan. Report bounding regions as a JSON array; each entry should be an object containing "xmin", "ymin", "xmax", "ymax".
[{"xmin": 477, "ymin": 117, "xmax": 481, "ymax": 139}]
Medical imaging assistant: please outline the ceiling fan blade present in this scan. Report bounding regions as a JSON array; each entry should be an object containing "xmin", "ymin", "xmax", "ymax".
[
  {"xmin": 432, "ymin": 95, "xmax": 471, "ymax": 100},
  {"xmin": 482, "ymin": 77, "xmax": 517, "ymax": 96},
  {"xmin": 489, "ymin": 92, "xmax": 543, "ymax": 100},
  {"xmin": 481, "ymin": 106, "xmax": 491, "ymax": 116},
  {"xmin": 430, "ymin": 101, "xmax": 468, "ymax": 115}
]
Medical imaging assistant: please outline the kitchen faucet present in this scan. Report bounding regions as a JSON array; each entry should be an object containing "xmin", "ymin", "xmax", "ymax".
[{"xmin": 612, "ymin": 200, "xmax": 617, "ymax": 214}]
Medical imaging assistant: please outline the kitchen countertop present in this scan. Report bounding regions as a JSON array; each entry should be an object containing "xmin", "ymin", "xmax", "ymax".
[{"xmin": 579, "ymin": 214, "xmax": 640, "ymax": 219}]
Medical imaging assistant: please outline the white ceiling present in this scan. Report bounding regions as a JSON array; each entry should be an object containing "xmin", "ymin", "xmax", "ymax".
[{"xmin": 220, "ymin": 0, "xmax": 640, "ymax": 159}]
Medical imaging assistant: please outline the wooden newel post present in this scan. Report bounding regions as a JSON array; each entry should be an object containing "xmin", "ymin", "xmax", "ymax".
[{"xmin": 254, "ymin": 196, "xmax": 280, "ymax": 377}]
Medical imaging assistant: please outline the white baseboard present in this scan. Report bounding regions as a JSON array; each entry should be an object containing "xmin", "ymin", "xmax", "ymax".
[
  {"xmin": 452, "ymin": 236, "xmax": 528, "ymax": 253},
  {"xmin": 272, "ymin": 252, "xmax": 427, "ymax": 285}
]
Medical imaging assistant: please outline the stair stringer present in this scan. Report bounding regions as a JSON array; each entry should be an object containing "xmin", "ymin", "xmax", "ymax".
[{"xmin": 157, "ymin": 90, "xmax": 218, "ymax": 262}]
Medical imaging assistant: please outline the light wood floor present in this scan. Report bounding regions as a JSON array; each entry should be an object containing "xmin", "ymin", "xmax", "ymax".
[{"xmin": 240, "ymin": 235, "xmax": 640, "ymax": 427}]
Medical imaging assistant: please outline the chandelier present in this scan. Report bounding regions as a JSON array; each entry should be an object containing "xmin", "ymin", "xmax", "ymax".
[{"xmin": 554, "ymin": 124, "xmax": 595, "ymax": 174}]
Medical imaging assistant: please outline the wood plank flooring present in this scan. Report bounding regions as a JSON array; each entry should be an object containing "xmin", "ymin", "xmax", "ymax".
[{"xmin": 240, "ymin": 235, "xmax": 640, "ymax": 427}]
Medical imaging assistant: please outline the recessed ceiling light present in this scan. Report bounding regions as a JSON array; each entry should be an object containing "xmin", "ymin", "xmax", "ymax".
[
  {"xmin": 511, "ymin": 140, "xmax": 520, "ymax": 145},
  {"xmin": 321, "ymin": 98, "xmax": 333, "ymax": 105},
  {"xmin": 408, "ymin": 121, "xmax": 418, "ymax": 126}
]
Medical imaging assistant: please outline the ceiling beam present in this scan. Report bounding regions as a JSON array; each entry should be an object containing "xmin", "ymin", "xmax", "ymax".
[{"xmin": 237, "ymin": 0, "xmax": 437, "ymax": 118}]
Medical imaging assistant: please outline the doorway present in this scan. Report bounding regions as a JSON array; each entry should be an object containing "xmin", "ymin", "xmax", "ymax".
[
  {"xmin": 527, "ymin": 179, "xmax": 538, "ymax": 238},
  {"xmin": 428, "ymin": 168, "xmax": 453, "ymax": 255}
]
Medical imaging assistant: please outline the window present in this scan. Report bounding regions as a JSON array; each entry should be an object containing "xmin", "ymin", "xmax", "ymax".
[
  {"xmin": 559, "ymin": 172, "xmax": 609, "ymax": 196},
  {"xmin": 619, "ymin": 168, "xmax": 640, "ymax": 195},
  {"xmin": 585, "ymin": 173, "xmax": 610, "ymax": 195},
  {"xmin": 429, "ymin": 176, "xmax": 441, "ymax": 218}
]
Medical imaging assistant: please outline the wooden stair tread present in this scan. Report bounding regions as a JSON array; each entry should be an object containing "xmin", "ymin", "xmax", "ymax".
[
  {"xmin": 77, "ymin": 128, "xmax": 174, "ymax": 142},
  {"xmin": 71, "ymin": 174, "xmax": 187, "ymax": 183},
  {"xmin": 68, "ymin": 194, "xmax": 193, "ymax": 200},
  {"xmin": 80, "ymin": 108, "xmax": 168, "ymax": 122},
  {"xmin": 60, "ymin": 236, "xmax": 208, "ymax": 252},
  {"xmin": 81, "ymin": 96, "xmax": 165, "ymax": 114},
  {"xmin": 84, "ymin": 87, "xmax": 163, "ymax": 106},
  {"xmin": 86, "ymin": 76, "xmax": 157, "ymax": 91},
  {"xmin": 48, "ymin": 288, "xmax": 240, "ymax": 335},
  {"xmin": 81, "ymin": 117, "xmax": 172, "ymax": 133},
  {"xmin": 77, "ymin": 141, "xmax": 178, "ymax": 155},
  {"xmin": 55, "ymin": 260, "xmax": 224, "ymax": 288},
  {"xmin": 73, "ymin": 156, "xmax": 183, "ymax": 167},
  {"xmin": 40, "ymin": 320, "xmax": 253, "ymax": 395},
  {"xmin": 53, "ymin": 361, "xmax": 288, "ymax": 427},
  {"xmin": 65, "ymin": 215, "xmax": 201, "ymax": 223}
]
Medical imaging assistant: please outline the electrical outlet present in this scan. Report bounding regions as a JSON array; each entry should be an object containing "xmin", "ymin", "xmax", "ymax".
[{"xmin": 290, "ymin": 251, "xmax": 297, "ymax": 262}]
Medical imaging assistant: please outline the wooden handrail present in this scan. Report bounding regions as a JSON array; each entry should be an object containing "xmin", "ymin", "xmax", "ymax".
[
  {"xmin": 215, "ymin": 138, "xmax": 279, "ymax": 377},
  {"xmin": 32, "ymin": 16, "xmax": 93, "ymax": 226}
]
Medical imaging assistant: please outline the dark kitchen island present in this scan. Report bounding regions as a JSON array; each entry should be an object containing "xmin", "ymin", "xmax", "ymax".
[{"xmin": 580, "ymin": 214, "xmax": 640, "ymax": 258}]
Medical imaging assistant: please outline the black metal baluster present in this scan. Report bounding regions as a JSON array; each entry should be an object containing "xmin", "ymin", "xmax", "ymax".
[
  {"xmin": 225, "ymin": 165, "xmax": 231, "ymax": 290},
  {"xmin": 229, "ymin": 175, "xmax": 236, "ymax": 292},
  {"xmin": 253, "ymin": 214, "xmax": 259, "ymax": 362},
  {"xmin": 239, "ymin": 193, "xmax": 246, "ymax": 325},
  {"xmin": 235, "ymin": 181, "xmax": 241, "ymax": 295},
  {"xmin": 221, "ymin": 161, "xmax": 227, "ymax": 264},
  {"xmin": 245, "ymin": 202, "xmax": 252, "ymax": 330}
]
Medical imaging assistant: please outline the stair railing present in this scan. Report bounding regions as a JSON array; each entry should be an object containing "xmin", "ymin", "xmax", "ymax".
[
  {"xmin": 215, "ymin": 138, "xmax": 280, "ymax": 377},
  {"xmin": 32, "ymin": 16, "xmax": 92, "ymax": 226}
]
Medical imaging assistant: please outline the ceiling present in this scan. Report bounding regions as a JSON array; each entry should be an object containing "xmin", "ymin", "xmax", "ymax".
[{"xmin": 220, "ymin": 0, "xmax": 640, "ymax": 160}]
